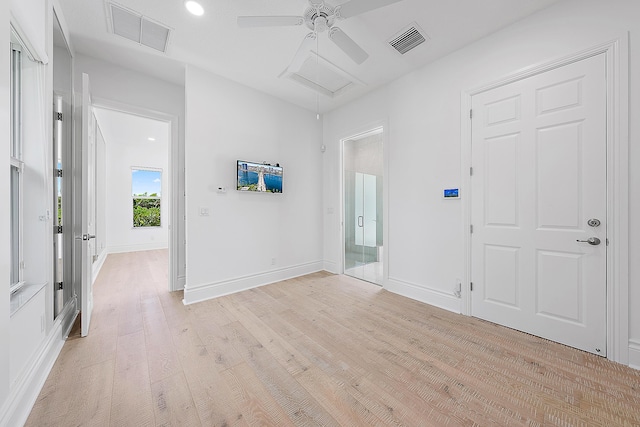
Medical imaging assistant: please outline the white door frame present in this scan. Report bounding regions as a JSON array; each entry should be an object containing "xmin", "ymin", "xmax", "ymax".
[
  {"xmin": 338, "ymin": 122, "xmax": 389, "ymax": 285},
  {"xmin": 460, "ymin": 36, "xmax": 629, "ymax": 365},
  {"xmin": 91, "ymin": 97, "xmax": 182, "ymax": 292}
]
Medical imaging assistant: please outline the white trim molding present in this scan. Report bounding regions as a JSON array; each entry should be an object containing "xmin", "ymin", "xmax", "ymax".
[
  {"xmin": 0, "ymin": 300, "xmax": 77, "ymax": 427},
  {"xmin": 183, "ymin": 261, "xmax": 324, "ymax": 305},
  {"xmin": 629, "ymin": 340, "xmax": 640, "ymax": 370},
  {"xmin": 91, "ymin": 96, "xmax": 183, "ymax": 293},
  {"xmin": 91, "ymin": 250, "xmax": 108, "ymax": 284},
  {"xmin": 107, "ymin": 242, "xmax": 169, "ymax": 254},
  {"xmin": 323, "ymin": 260, "xmax": 339, "ymax": 275},
  {"xmin": 461, "ymin": 36, "xmax": 629, "ymax": 365},
  {"xmin": 386, "ymin": 277, "xmax": 461, "ymax": 314}
]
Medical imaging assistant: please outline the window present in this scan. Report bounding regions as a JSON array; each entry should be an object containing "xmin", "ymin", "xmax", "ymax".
[
  {"xmin": 132, "ymin": 168, "xmax": 162, "ymax": 227},
  {"xmin": 10, "ymin": 38, "xmax": 24, "ymax": 293}
]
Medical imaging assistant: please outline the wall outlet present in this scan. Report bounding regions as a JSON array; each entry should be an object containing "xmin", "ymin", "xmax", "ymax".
[
  {"xmin": 199, "ymin": 207, "xmax": 210, "ymax": 216},
  {"xmin": 271, "ymin": 258, "xmax": 276, "ymax": 265}
]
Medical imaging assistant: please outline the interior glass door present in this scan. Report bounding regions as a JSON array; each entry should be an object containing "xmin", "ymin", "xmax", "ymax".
[
  {"xmin": 52, "ymin": 12, "xmax": 73, "ymax": 318},
  {"xmin": 343, "ymin": 132, "xmax": 383, "ymax": 285}
]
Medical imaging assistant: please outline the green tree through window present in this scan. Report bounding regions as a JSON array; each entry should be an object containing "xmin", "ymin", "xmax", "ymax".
[{"xmin": 132, "ymin": 168, "xmax": 161, "ymax": 227}]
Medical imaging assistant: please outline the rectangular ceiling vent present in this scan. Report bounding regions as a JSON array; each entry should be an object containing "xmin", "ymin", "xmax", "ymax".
[
  {"xmin": 106, "ymin": 2, "xmax": 172, "ymax": 53},
  {"xmin": 279, "ymin": 52, "xmax": 365, "ymax": 98},
  {"xmin": 388, "ymin": 22, "xmax": 428, "ymax": 55}
]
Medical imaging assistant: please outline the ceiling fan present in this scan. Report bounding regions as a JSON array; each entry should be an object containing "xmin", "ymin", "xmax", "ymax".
[{"xmin": 238, "ymin": 0, "xmax": 404, "ymax": 72}]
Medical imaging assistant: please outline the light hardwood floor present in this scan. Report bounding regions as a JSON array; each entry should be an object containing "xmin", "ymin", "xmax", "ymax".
[{"xmin": 26, "ymin": 250, "xmax": 640, "ymax": 426}]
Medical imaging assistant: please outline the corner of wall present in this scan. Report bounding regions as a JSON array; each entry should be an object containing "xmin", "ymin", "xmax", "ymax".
[
  {"xmin": 385, "ymin": 278, "xmax": 462, "ymax": 314},
  {"xmin": 629, "ymin": 340, "xmax": 640, "ymax": 370},
  {"xmin": 183, "ymin": 261, "xmax": 323, "ymax": 305}
]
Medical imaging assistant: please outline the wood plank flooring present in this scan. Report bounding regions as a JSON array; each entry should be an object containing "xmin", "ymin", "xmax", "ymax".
[{"xmin": 26, "ymin": 250, "xmax": 640, "ymax": 426}]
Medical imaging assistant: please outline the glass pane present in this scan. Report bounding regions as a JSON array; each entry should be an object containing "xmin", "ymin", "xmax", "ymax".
[
  {"xmin": 55, "ymin": 233, "xmax": 63, "ymax": 283},
  {"xmin": 363, "ymin": 173, "xmax": 377, "ymax": 248},
  {"xmin": 344, "ymin": 170, "xmax": 358, "ymax": 270},
  {"xmin": 132, "ymin": 168, "xmax": 162, "ymax": 197},
  {"xmin": 10, "ymin": 47, "xmax": 21, "ymax": 160},
  {"xmin": 10, "ymin": 165, "xmax": 20, "ymax": 287},
  {"xmin": 132, "ymin": 168, "xmax": 162, "ymax": 227}
]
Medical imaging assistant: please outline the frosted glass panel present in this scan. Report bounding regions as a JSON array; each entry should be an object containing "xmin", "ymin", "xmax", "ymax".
[
  {"xmin": 364, "ymin": 174, "xmax": 377, "ymax": 247},
  {"xmin": 354, "ymin": 172, "xmax": 364, "ymax": 246}
]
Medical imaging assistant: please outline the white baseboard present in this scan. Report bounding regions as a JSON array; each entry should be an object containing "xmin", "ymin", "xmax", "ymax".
[
  {"xmin": 385, "ymin": 276, "xmax": 461, "ymax": 314},
  {"xmin": 107, "ymin": 242, "xmax": 169, "ymax": 254},
  {"xmin": 183, "ymin": 261, "xmax": 324, "ymax": 305},
  {"xmin": 629, "ymin": 340, "xmax": 640, "ymax": 370},
  {"xmin": 91, "ymin": 251, "xmax": 108, "ymax": 284},
  {"xmin": 0, "ymin": 300, "xmax": 77, "ymax": 427},
  {"xmin": 173, "ymin": 275, "xmax": 186, "ymax": 292},
  {"xmin": 323, "ymin": 260, "xmax": 339, "ymax": 274}
]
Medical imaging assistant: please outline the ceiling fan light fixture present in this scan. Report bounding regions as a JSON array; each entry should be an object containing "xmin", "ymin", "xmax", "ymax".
[
  {"xmin": 314, "ymin": 16, "xmax": 328, "ymax": 33},
  {"xmin": 185, "ymin": 1, "xmax": 204, "ymax": 16}
]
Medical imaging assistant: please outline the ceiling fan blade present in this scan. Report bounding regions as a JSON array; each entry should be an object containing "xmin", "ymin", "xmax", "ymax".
[
  {"xmin": 288, "ymin": 33, "xmax": 317, "ymax": 73},
  {"xmin": 328, "ymin": 27, "xmax": 368, "ymax": 64},
  {"xmin": 237, "ymin": 16, "xmax": 304, "ymax": 28},
  {"xmin": 336, "ymin": 0, "xmax": 403, "ymax": 19}
]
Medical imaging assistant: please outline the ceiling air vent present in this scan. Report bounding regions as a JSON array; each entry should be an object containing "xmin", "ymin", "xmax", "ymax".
[
  {"xmin": 388, "ymin": 22, "xmax": 428, "ymax": 55},
  {"xmin": 279, "ymin": 52, "xmax": 365, "ymax": 98},
  {"xmin": 107, "ymin": 2, "xmax": 172, "ymax": 53}
]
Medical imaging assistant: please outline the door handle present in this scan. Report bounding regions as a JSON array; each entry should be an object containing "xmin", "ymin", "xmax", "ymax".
[
  {"xmin": 357, "ymin": 216, "xmax": 363, "ymax": 227},
  {"xmin": 75, "ymin": 234, "xmax": 96, "ymax": 241},
  {"xmin": 576, "ymin": 237, "xmax": 601, "ymax": 246}
]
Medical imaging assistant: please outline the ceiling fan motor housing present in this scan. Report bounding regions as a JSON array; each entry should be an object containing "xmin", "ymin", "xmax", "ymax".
[{"xmin": 304, "ymin": 4, "xmax": 336, "ymax": 32}]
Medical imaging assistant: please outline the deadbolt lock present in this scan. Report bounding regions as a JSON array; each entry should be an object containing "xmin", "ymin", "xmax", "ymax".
[{"xmin": 587, "ymin": 218, "xmax": 601, "ymax": 227}]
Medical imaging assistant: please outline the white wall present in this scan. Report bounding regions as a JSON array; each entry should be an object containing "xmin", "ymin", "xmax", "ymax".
[
  {"xmin": 323, "ymin": 0, "xmax": 639, "ymax": 365},
  {"xmin": 95, "ymin": 125, "xmax": 106, "ymax": 259},
  {"xmin": 0, "ymin": 0, "xmax": 11, "ymax": 413},
  {"xmin": 10, "ymin": 0, "xmax": 47, "ymax": 62},
  {"xmin": 74, "ymin": 54, "xmax": 186, "ymax": 287},
  {"xmin": 104, "ymin": 120, "xmax": 169, "ymax": 253},
  {"xmin": 183, "ymin": 66, "xmax": 323, "ymax": 303}
]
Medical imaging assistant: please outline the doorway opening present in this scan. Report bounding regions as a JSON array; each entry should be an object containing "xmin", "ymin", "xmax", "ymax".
[
  {"xmin": 92, "ymin": 107, "xmax": 172, "ymax": 287},
  {"xmin": 342, "ymin": 127, "xmax": 384, "ymax": 285}
]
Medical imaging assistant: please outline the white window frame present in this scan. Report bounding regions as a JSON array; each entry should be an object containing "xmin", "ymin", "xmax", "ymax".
[
  {"xmin": 131, "ymin": 167, "xmax": 163, "ymax": 228},
  {"xmin": 10, "ymin": 36, "xmax": 25, "ymax": 294}
]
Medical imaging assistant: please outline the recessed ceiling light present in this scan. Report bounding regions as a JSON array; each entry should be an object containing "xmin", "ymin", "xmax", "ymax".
[
  {"xmin": 148, "ymin": 137, "xmax": 156, "ymax": 141},
  {"xmin": 185, "ymin": 1, "xmax": 204, "ymax": 16}
]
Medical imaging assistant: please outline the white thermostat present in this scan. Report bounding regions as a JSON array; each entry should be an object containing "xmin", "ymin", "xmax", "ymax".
[{"xmin": 443, "ymin": 188, "xmax": 460, "ymax": 199}]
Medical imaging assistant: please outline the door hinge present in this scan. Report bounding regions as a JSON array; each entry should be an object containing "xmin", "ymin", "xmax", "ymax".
[
  {"xmin": 56, "ymin": 282, "xmax": 63, "ymax": 290},
  {"xmin": 470, "ymin": 224, "xmax": 474, "ymax": 234},
  {"xmin": 55, "ymin": 112, "xmax": 63, "ymax": 121},
  {"xmin": 55, "ymin": 225, "xmax": 63, "ymax": 234},
  {"xmin": 470, "ymin": 167, "xmax": 473, "ymax": 176},
  {"xmin": 470, "ymin": 109, "xmax": 473, "ymax": 119},
  {"xmin": 56, "ymin": 169, "xmax": 63, "ymax": 177},
  {"xmin": 606, "ymin": 238, "xmax": 609, "ymax": 246},
  {"xmin": 470, "ymin": 282, "xmax": 473, "ymax": 291}
]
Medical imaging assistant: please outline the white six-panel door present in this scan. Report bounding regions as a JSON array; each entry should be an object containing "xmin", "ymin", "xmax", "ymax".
[{"xmin": 471, "ymin": 54, "xmax": 607, "ymax": 355}]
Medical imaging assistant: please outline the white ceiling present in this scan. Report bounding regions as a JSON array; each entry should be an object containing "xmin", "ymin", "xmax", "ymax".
[
  {"xmin": 93, "ymin": 107, "xmax": 169, "ymax": 148},
  {"xmin": 59, "ymin": 0, "xmax": 563, "ymax": 113}
]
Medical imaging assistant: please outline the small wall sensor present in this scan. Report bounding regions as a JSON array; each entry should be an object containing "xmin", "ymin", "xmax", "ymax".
[{"xmin": 217, "ymin": 187, "xmax": 226, "ymax": 193}]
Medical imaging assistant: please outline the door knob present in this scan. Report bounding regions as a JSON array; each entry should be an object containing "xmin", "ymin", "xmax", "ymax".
[{"xmin": 576, "ymin": 237, "xmax": 601, "ymax": 245}]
